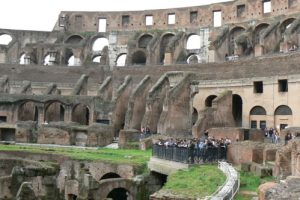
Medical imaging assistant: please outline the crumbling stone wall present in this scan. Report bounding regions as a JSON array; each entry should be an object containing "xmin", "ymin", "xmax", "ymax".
[
  {"xmin": 157, "ymin": 73, "xmax": 193, "ymax": 137},
  {"xmin": 192, "ymin": 90, "xmax": 235, "ymax": 138}
]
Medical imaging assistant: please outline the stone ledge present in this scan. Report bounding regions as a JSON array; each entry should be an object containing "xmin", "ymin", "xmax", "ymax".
[{"xmin": 148, "ymin": 157, "xmax": 191, "ymax": 175}]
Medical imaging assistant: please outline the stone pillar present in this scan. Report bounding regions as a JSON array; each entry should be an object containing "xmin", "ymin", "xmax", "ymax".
[
  {"xmin": 64, "ymin": 105, "xmax": 72, "ymax": 123},
  {"xmin": 208, "ymin": 50, "xmax": 216, "ymax": 63},
  {"xmin": 37, "ymin": 104, "xmax": 45, "ymax": 125},
  {"xmin": 0, "ymin": 49, "xmax": 6, "ymax": 63},
  {"xmin": 255, "ymin": 44, "xmax": 264, "ymax": 57},
  {"xmin": 163, "ymin": 52, "xmax": 172, "ymax": 65}
]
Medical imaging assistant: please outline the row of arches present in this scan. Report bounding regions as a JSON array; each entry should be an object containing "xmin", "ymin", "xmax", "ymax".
[
  {"xmin": 16, "ymin": 32, "xmax": 205, "ymax": 67},
  {"xmin": 227, "ymin": 17, "xmax": 297, "ymax": 56},
  {"xmin": 18, "ymin": 101, "xmax": 90, "ymax": 125},
  {"xmin": 194, "ymin": 94, "xmax": 294, "ymax": 129}
]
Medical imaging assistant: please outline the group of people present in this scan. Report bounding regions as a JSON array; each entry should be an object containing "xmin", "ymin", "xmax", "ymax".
[
  {"xmin": 153, "ymin": 133, "xmax": 231, "ymax": 164},
  {"xmin": 140, "ymin": 126, "xmax": 152, "ymax": 140},
  {"xmin": 263, "ymin": 127, "xmax": 297, "ymax": 145},
  {"xmin": 263, "ymin": 127, "xmax": 280, "ymax": 144}
]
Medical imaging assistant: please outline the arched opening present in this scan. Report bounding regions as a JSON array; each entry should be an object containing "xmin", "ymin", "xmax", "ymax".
[
  {"xmin": 100, "ymin": 172, "xmax": 121, "ymax": 180},
  {"xmin": 192, "ymin": 108, "xmax": 198, "ymax": 125},
  {"xmin": 92, "ymin": 38, "xmax": 109, "ymax": 51},
  {"xmin": 187, "ymin": 54, "xmax": 199, "ymax": 64},
  {"xmin": 92, "ymin": 55, "xmax": 101, "ymax": 63},
  {"xmin": 44, "ymin": 54, "xmax": 50, "ymax": 66},
  {"xmin": 186, "ymin": 34, "xmax": 201, "ymax": 49},
  {"xmin": 19, "ymin": 53, "xmax": 25, "ymax": 65},
  {"xmin": 138, "ymin": 34, "xmax": 153, "ymax": 48},
  {"xmin": 280, "ymin": 18, "xmax": 296, "ymax": 34},
  {"xmin": 232, "ymin": 94, "xmax": 243, "ymax": 127},
  {"xmin": 254, "ymin": 23, "xmax": 269, "ymax": 45},
  {"xmin": 229, "ymin": 27, "xmax": 245, "ymax": 55},
  {"xmin": 18, "ymin": 101, "xmax": 38, "ymax": 121},
  {"xmin": 205, "ymin": 95, "xmax": 217, "ymax": 107},
  {"xmin": 116, "ymin": 54, "xmax": 127, "ymax": 67},
  {"xmin": 45, "ymin": 101, "xmax": 65, "ymax": 123},
  {"xmin": 274, "ymin": 105, "xmax": 292, "ymax": 130},
  {"xmin": 132, "ymin": 51, "xmax": 146, "ymax": 65},
  {"xmin": 72, "ymin": 104, "xmax": 89, "ymax": 125},
  {"xmin": 65, "ymin": 35, "xmax": 83, "ymax": 44},
  {"xmin": 249, "ymin": 106, "xmax": 267, "ymax": 129},
  {"xmin": 67, "ymin": 194, "xmax": 77, "ymax": 200},
  {"xmin": 0, "ymin": 34, "xmax": 13, "ymax": 45},
  {"xmin": 160, "ymin": 33, "xmax": 175, "ymax": 64},
  {"xmin": 107, "ymin": 188, "xmax": 130, "ymax": 200}
]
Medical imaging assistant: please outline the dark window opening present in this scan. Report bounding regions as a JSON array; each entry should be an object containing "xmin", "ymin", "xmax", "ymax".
[
  {"xmin": 100, "ymin": 173, "xmax": 121, "ymax": 180},
  {"xmin": 250, "ymin": 106, "xmax": 266, "ymax": 115},
  {"xmin": 0, "ymin": 116, "xmax": 7, "ymax": 123},
  {"xmin": 190, "ymin": 11, "xmax": 198, "ymax": 23},
  {"xmin": 205, "ymin": 95, "xmax": 217, "ymax": 107},
  {"xmin": 237, "ymin": 4, "xmax": 246, "ymax": 17},
  {"xmin": 254, "ymin": 81, "xmax": 263, "ymax": 93},
  {"xmin": 192, "ymin": 108, "xmax": 198, "ymax": 125},
  {"xmin": 0, "ymin": 128, "xmax": 15, "ymax": 141},
  {"xmin": 280, "ymin": 124, "xmax": 288, "ymax": 130},
  {"xmin": 251, "ymin": 120, "xmax": 257, "ymax": 129},
  {"xmin": 68, "ymin": 194, "xmax": 77, "ymax": 200},
  {"xmin": 96, "ymin": 119, "xmax": 110, "ymax": 124},
  {"xmin": 244, "ymin": 129, "xmax": 250, "ymax": 140},
  {"xmin": 107, "ymin": 188, "xmax": 129, "ymax": 200},
  {"xmin": 122, "ymin": 15, "xmax": 130, "ymax": 26},
  {"xmin": 278, "ymin": 79, "xmax": 288, "ymax": 92},
  {"xmin": 232, "ymin": 94, "xmax": 243, "ymax": 127},
  {"xmin": 260, "ymin": 121, "xmax": 266, "ymax": 129},
  {"xmin": 132, "ymin": 51, "xmax": 146, "ymax": 65},
  {"xmin": 275, "ymin": 105, "xmax": 292, "ymax": 115}
]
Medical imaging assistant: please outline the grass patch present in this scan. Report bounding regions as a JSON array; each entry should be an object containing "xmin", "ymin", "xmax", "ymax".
[
  {"xmin": 236, "ymin": 170, "xmax": 276, "ymax": 200},
  {"xmin": 239, "ymin": 171, "xmax": 276, "ymax": 192},
  {"xmin": 158, "ymin": 165, "xmax": 226, "ymax": 198},
  {"xmin": 0, "ymin": 144, "xmax": 151, "ymax": 170}
]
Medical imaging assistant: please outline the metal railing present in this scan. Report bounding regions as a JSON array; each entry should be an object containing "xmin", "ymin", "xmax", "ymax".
[
  {"xmin": 208, "ymin": 161, "xmax": 240, "ymax": 200},
  {"xmin": 152, "ymin": 144, "xmax": 227, "ymax": 164}
]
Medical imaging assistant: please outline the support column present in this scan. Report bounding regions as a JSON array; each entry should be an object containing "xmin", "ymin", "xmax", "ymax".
[{"xmin": 64, "ymin": 105, "xmax": 72, "ymax": 123}]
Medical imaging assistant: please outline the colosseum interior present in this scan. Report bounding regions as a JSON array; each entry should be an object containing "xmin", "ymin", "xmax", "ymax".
[{"xmin": 2, "ymin": 0, "xmax": 300, "ymax": 199}]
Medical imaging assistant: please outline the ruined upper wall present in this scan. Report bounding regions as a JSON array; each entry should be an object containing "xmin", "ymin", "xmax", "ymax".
[{"xmin": 53, "ymin": 0, "xmax": 300, "ymax": 32}]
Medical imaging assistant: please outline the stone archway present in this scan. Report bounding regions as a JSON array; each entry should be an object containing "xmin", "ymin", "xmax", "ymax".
[
  {"xmin": 116, "ymin": 53, "xmax": 127, "ymax": 67},
  {"xmin": 138, "ymin": 34, "xmax": 153, "ymax": 48},
  {"xmin": 205, "ymin": 95, "xmax": 217, "ymax": 107},
  {"xmin": 228, "ymin": 27, "xmax": 245, "ymax": 55},
  {"xmin": 71, "ymin": 104, "xmax": 89, "ymax": 125},
  {"xmin": 107, "ymin": 188, "xmax": 130, "ymax": 200},
  {"xmin": 186, "ymin": 34, "xmax": 201, "ymax": 50},
  {"xmin": 249, "ymin": 106, "xmax": 267, "ymax": 129},
  {"xmin": 18, "ymin": 101, "xmax": 38, "ymax": 121},
  {"xmin": 45, "ymin": 101, "xmax": 65, "ymax": 122},
  {"xmin": 274, "ymin": 105, "xmax": 293, "ymax": 130},
  {"xmin": 159, "ymin": 33, "xmax": 175, "ymax": 64},
  {"xmin": 232, "ymin": 94, "xmax": 243, "ymax": 127},
  {"xmin": 100, "ymin": 172, "xmax": 121, "ymax": 180},
  {"xmin": 132, "ymin": 51, "xmax": 146, "ymax": 65}
]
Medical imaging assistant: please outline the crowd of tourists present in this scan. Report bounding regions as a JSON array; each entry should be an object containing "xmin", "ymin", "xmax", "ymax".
[{"xmin": 152, "ymin": 132, "xmax": 231, "ymax": 164}]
